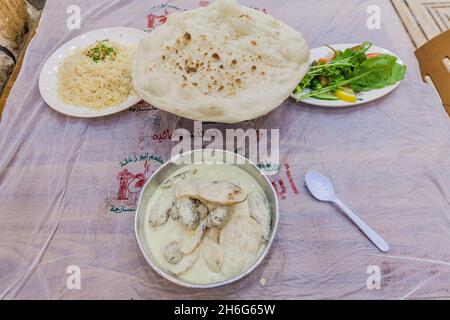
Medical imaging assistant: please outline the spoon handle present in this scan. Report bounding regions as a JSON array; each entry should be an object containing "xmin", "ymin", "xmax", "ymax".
[{"xmin": 333, "ymin": 198, "xmax": 390, "ymax": 252}]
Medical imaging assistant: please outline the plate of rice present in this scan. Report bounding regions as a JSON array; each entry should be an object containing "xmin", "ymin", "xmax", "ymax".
[{"xmin": 39, "ymin": 27, "xmax": 147, "ymax": 117}]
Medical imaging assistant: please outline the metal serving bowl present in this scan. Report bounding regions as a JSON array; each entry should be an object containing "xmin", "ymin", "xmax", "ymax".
[{"xmin": 134, "ymin": 149, "xmax": 279, "ymax": 288}]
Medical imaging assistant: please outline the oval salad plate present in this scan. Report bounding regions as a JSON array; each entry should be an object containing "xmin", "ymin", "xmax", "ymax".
[
  {"xmin": 291, "ymin": 43, "xmax": 404, "ymax": 107},
  {"xmin": 39, "ymin": 27, "xmax": 147, "ymax": 118}
]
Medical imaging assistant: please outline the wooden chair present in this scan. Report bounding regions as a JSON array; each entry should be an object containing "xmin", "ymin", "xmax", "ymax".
[{"xmin": 415, "ymin": 30, "xmax": 450, "ymax": 116}]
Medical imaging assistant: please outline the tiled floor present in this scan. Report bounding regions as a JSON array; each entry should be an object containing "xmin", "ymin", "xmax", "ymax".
[{"xmin": 392, "ymin": 0, "xmax": 450, "ymax": 47}]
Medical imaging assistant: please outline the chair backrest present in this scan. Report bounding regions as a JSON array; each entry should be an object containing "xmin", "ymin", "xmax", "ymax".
[{"xmin": 415, "ymin": 30, "xmax": 450, "ymax": 116}]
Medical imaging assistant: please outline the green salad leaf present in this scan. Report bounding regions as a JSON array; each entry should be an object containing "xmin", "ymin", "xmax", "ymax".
[
  {"xmin": 350, "ymin": 54, "xmax": 406, "ymax": 92},
  {"xmin": 294, "ymin": 42, "xmax": 406, "ymax": 101}
]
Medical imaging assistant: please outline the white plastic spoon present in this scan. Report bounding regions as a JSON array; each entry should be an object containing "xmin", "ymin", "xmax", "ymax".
[{"xmin": 305, "ymin": 170, "xmax": 389, "ymax": 252}]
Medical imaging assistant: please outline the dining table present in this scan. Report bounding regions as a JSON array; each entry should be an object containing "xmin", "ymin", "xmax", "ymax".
[{"xmin": 1, "ymin": 0, "xmax": 450, "ymax": 300}]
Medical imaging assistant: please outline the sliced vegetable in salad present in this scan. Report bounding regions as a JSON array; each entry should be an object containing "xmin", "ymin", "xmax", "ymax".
[{"xmin": 293, "ymin": 42, "xmax": 406, "ymax": 102}]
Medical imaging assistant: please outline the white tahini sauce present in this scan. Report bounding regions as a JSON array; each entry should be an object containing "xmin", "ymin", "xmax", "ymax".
[{"xmin": 144, "ymin": 163, "xmax": 270, "ymax": 285}]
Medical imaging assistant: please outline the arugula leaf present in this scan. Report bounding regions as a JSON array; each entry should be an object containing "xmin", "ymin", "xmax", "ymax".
[{"xmin": 350, "ymin": 54, "xmax": 406, "ymax": 92}]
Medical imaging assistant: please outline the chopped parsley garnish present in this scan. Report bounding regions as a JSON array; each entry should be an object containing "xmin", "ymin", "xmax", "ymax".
[{"xmin": 85, "ymin": 39, "xmax": 117, "ymax": 63}]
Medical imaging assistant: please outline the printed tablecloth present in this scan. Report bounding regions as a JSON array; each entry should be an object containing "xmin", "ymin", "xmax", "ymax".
[{"xmin": 1, "ymin": 0, "xmax": 450, "ymax": 299}]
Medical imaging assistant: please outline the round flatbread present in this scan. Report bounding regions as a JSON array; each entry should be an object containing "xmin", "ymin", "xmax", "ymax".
[{"xmin": 132, "ymin": 0, "xmax": 310, "ymax": 123}]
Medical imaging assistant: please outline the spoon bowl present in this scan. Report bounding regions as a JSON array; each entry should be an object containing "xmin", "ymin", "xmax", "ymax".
[{"xmin": 305, "ymin": 170, "xmax": 337, "ymax": 202}]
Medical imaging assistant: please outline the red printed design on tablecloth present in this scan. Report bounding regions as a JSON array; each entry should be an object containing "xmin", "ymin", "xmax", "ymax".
[
  {"xmin": 284, "ymin": 162, "xmax": 299, "ymax": 194},
  {"xmin": 140, "ymin": 114, "xmax": 176, "ymax": 146},
  {"xmin": 272, "ymin": 179, "xmax": 287, "ymax": 200},
  {"xmin": 152, "ymin": 128, "xmax": 172, "ymax": 144},
  {"xmin": 270, "ymin": 161, "xmax": 300, "ymax": 201},
  {"xmin": 106, "ymin": 153, "xmax": 165, "ymax": 214},
  {"xmin": 146, "ymin": 3, "xmax": 182, "ymax": 30},
  {"xmin": 116, "ymin": 159, "xmax": 151, "ymax": 203}
]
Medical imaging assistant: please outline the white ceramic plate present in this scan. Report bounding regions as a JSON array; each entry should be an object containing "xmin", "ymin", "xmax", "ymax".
[
  {"xmin": 291, "ymin": 43, "xmax": 404, "ymax": 107},
  {"xmin": 39, "ymin": 27, "xmax": 147, "ymax": 118}
]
